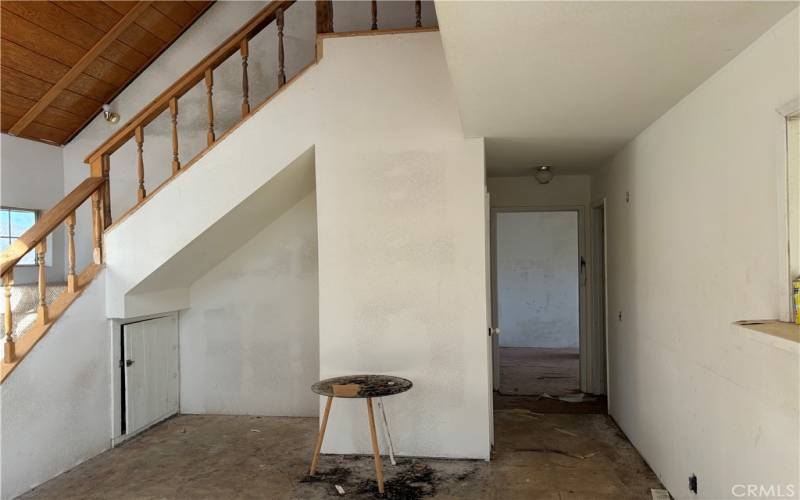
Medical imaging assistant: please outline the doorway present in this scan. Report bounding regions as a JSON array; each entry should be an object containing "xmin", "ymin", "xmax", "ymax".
[
  {"xmin": 590, "ymin": 201, "xmax": 608, "ymax": 398},
  {"xmin": 119, "ymin": 315, "xmax": 179, "ymax": 438},
  {"xmin": 492, "ymin": 209, "xmax": 582, "ymax": 396}
]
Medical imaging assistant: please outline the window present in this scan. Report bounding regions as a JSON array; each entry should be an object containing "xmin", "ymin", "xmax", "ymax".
[{"xmin": 0, "ymin": 207, "xmax": 38, "ymax": 265}]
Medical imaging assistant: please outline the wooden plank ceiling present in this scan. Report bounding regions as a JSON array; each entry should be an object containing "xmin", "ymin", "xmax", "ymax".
[{"xmin": 1, "ymin": 1, "xmax": 214, "ymax": 146}]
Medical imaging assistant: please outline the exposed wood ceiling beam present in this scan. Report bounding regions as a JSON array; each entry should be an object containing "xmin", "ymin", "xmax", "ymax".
[{"xmin": 8, "ymin": 1, "xmax": 153, "ymax": 137}]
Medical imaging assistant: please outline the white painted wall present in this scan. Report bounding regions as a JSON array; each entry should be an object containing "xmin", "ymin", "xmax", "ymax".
[
  {"xmin": 0, "ymin": 272, "xmax": 110, "ymax": 500},
  {"xmin": 496, "ymin": 211, "xmax": 579, "ymax": 349},
  {"xmin": 180, "ymin": 193, "xmax": 318, "ymax": 417},
  {"xmin": 591, "ymin": 10, "xmax": 800, "ymax": 499},
  {"xmin": 0, "ymin": 135, "xmax": 65, "ymax": 284},
  {"xmin": 315, "ymin": 32, "xmax": 490, "ymax": 459}
]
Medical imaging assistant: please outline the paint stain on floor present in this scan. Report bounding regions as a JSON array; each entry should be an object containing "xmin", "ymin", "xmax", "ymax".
[{"xmin": 19, "ymin": 406, "xmax": 663, "ymax": 499}]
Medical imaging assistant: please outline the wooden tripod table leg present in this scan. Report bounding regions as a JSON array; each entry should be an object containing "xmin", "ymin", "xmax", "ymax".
[
  {"xmin": 309, "ymin": 396, "xmax": 333, "ymax": 475},
  {"xmin": 366, "ymin": 397, "xmax": 385, "ymax": 494}
]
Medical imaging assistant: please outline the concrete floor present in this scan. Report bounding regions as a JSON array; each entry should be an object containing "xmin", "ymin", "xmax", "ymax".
[
  {"xmin": 20, "ymin": 406, "xmax": 663, "ymax": 499},
  {"xmin": 499, "ymin": 347, "xmax": 580, "ymax": 396}
]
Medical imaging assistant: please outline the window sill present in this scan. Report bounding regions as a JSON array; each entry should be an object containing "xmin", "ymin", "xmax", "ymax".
[{"xmin": 734, "ymin": 320, "xmax": 799, "ymax": 354}]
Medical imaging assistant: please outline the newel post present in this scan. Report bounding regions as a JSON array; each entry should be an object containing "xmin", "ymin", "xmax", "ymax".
[
  {"xmin": 316, "ymin": 0, "xmax": 333, "ymax": 34},
  {"xmin": 90, "ymin": 158, "xmax": 105, "ymax": 264}
]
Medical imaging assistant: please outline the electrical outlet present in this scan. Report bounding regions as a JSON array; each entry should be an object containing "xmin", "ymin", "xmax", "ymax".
[{"xmin": 689, "ymin": 474, "xmax": 698, "ymax": 494}]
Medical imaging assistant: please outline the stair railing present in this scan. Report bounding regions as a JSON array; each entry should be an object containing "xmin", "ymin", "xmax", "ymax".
[
  {"xmin": 1, "ymin": 0, "xmax": 433, "ymax": 371},
  {"xmin": 83, "ymin": 0, "xmax": 297, "ymax": 229},
  {"xmin": 84, "ymin": 1, "xmax": 432, "ymax": 229},
  {"xmin": 0, "ymin": 177, "xmax": 106, "ymax": 363}
]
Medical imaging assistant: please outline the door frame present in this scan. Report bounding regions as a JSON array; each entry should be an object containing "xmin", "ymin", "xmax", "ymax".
[
  {"xmin": 590, "ymin": 199, "xmax": 609, "ymax": 399},
  {"xmin": 490, "ymin": 205, "xmax": 589, "ymax": 393},
  {"xmin": 110, "ymin": 312, "xmax": 179, "ymax": 446}
]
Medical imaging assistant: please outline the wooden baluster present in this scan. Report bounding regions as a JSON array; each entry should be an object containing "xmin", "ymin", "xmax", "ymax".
[
  {"xmin": 277, "ymin": 8, "xmax": 286, "ymax": 87},
  {"xmin": 3, "ymin": 271, "xmax": 13, "ymax": 363},
  {"xmin": 66, "ymin": 212, "xmax": 77, "ymax": 293},
  {"xmin": 36, "ymin": 241, "xmax": 47, "ymax": 326},
  {"xmin": 102, "ymin": 154, "xmax": 112, "ymax": 228},
  {"xmin": 240, "ymin": 40, "xmax": 250, "ymax": 117},
  {"xmin": 371, "ymin": 0, "xmax": 377, "ymax": 30},
  {"xmin": 92, "ymin": 189, "xmax": 103, "ymax": 264},
  {"xmin": 205, "ymin": 68, "xmax": 215, "ymax": 146},
  {"xmin": 135, "ymin": 126, "xmax": 146, "ymax": 201},
  {"xmin": 415, "ymin": 0, "xmax": 422, "ymax": 28},
  {"xmin": 315, "ymin": 0, "xmax": 333, "ymax": 34},
  {"xmin": 170, "ymin": 97, "xmax": 180, "ymax": 174}
]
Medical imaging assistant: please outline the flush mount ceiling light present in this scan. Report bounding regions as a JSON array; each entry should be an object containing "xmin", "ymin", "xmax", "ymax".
[
  {"xmin": 534, "ymin": 165, "xmax": 553, "ymax": 184},
  {"xmin": 102, "ymin": 104, "xmax": 120, "ymax": 124}
]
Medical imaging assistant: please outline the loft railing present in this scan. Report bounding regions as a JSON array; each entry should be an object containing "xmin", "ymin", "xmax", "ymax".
[{"xmin": 1, "ymin": 0, "xmax": 432, "ymax": 376}]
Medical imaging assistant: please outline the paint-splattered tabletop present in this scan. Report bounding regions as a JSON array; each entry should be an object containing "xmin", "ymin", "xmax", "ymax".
[{"xmin": 312, "ymin": 375, "xmax": 413, "ymax": 398}]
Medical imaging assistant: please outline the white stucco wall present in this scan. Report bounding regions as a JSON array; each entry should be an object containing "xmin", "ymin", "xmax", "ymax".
[
  {"xmin": 314, "ymin": 32, "xmax": 490, "ymax": 459},
  {"xmin": 0, "ymin": 272, "xmax": 110, "ymax": 500},
  {"xmin": 0, "ymin": 135, "xmax": 65, "ymax": 284},
  {"xmin": 180, "ymin": 193, "xmax": 319, "ymax": 416},
  {"xmin": 591, "ymin": 10, "xmax": 799, "ymax": 499},
  {"xmin": 496, "ymin": 211, "xmax": 579, "ymax": 349}
]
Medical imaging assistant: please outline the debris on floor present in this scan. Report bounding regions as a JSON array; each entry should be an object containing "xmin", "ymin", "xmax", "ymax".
[
  {"xmin": 355, "ymin": 462, "xmax": 436, "ymax": 499},
  {"xmin": 558, "ymin": 393, "xmax": 598, "ymax": 403},
  {"xmin": 305, "ymin": 459, "xmax": 480, "ymax": 499},
  {"xmin": 18, "ymin": 413, "xmax": 664, "ymax": 500}
]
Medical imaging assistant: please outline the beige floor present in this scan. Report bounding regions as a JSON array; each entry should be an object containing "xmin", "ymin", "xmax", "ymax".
[
  {"xmin": 20, "ymin": 406, "xmax": 663, "ymax": 499},
  {"xmin": 499, "ymin": 347, "xmax": 580, "ymax": 396}
]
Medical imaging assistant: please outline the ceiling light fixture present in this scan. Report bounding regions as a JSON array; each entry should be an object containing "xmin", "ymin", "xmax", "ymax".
[
  {"xmin": 102, "ymin": 104, "xmax": 120, "ymax": 124},
  {"xmin": 534, "ymin": 165, "xmax": 553, "ymax": 184}
]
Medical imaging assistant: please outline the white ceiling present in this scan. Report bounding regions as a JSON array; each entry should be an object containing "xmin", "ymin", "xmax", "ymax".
[{"xmin": 435, "ymin": 1, "xmax": 798, "ymax": 176}]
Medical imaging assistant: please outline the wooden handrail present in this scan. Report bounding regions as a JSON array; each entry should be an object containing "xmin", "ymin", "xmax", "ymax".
[
  {"xmin": 84, "ymin": 0, "xmax": 294, "ymax": 165},
  {"xmin": 0, "ymin": 177, "xmax": 104, "ymax": 277}
]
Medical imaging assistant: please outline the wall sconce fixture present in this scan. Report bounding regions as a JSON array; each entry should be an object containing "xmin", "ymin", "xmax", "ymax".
[
  {"xmin": 102, "ymin": 104, "xmax": 120, "ymax": 124},
  {"xmin": 534, "ymin": 165, "xmax": 553, "ymax": 184}
]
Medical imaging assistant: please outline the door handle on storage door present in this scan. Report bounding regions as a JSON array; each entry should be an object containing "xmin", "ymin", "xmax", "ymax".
[{"xmin": 126, "ymin": 359, "xmax": 134, "ymax": 367}]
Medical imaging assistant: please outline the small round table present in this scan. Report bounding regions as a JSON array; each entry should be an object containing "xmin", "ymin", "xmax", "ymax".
[{"xmin": 308, "ymin": 374, "xmax": 413, "ymax": 494}]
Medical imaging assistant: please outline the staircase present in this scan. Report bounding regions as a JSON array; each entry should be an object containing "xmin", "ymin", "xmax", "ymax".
[{"xmin": 0, "ymin": 0, "xmax": 436, "ymax": 379}]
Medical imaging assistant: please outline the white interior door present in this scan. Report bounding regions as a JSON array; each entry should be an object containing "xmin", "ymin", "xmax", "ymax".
[{"xmin": 123, "ymin": 315, "xmax": 179, "ymax": 436}]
